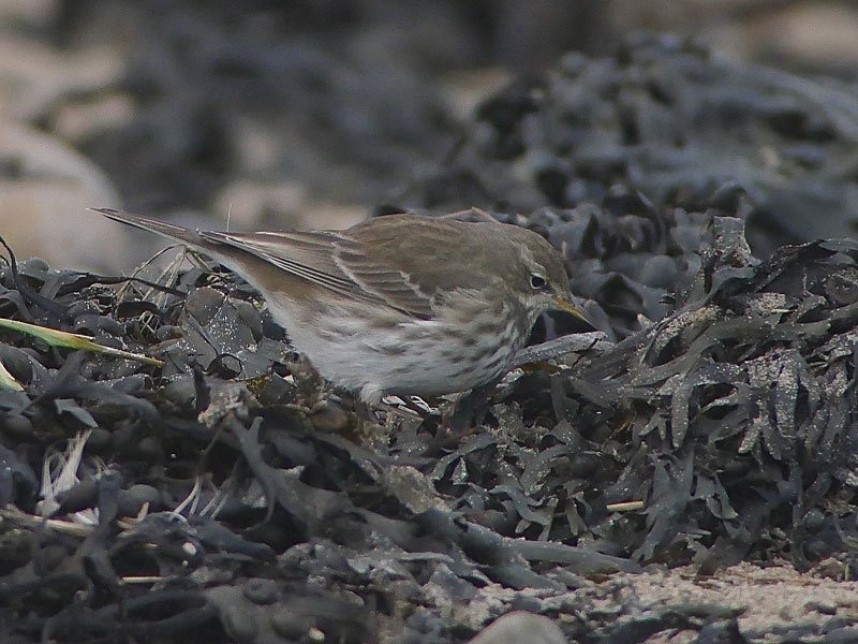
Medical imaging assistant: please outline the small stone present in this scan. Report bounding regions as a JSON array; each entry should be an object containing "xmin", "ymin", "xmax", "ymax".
[{"xmin": 469, "ymin": 611, "xmax": 566, "ymax": 644}]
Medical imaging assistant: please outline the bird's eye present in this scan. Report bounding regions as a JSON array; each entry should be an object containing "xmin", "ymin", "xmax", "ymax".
[{"xmin": 530, "ymin": 274, "xmax": 547, "ymax": 290}]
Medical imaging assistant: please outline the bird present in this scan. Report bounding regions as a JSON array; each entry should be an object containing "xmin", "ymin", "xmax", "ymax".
[{"xmin": 96, "ymin": 208, "xmax": 589, "ymax": 405}]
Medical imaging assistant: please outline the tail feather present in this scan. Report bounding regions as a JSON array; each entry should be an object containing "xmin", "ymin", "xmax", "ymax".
[
  {"xmin": 93, "ymin": 208, "xmax": 291, "ymax": 293},
  {"xmin": 91, "ymin": 208, "xmax": 208, "ymax": 247}
]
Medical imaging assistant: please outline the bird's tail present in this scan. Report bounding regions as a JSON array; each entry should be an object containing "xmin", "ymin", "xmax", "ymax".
[{"xmin": 92, "ymin": 208, "xmax": 209, "ymax": 247}]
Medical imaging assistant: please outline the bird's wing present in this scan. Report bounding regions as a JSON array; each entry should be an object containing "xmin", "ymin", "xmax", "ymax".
[
  {"xmin": 335, "ymin": 215, "xmax": 502, "ymax": 319},
  {"xmin": 331, "ymin": 236, "xmax": 436, "ymax": 319},
  {"xmin": 202, "ymin": 230, "xmax": 435, "ymax": 319},
  {"xmin": 202, "ymin": 230, "xmax": 355, "ymax": 294},
  {"xmin": 99, "ymin": 209, "xmax": 495, "ymax": 321}
]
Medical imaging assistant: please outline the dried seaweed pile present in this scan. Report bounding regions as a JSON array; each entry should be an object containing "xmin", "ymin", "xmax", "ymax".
[
  {"xmin": 1, "ymin": 200, "xmax": 858, "ymax": 641},
  {"xmin": 400, "ymin": 35, "xmax": 858, "ymax": 256},
  {"xmin": 550, "ymin": 218, "xmax": 858, "ymax": 572}
]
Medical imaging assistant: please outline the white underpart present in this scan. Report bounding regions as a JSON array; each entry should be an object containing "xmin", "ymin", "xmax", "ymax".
[{"xmin": 265, "ymin": 294, "xmax": 525, "ymax": 405}]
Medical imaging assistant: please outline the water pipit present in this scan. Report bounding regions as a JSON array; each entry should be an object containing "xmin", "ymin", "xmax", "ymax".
[{"xmin": 98, "ymin": 209, "xmax": 590, "ymax": 405}]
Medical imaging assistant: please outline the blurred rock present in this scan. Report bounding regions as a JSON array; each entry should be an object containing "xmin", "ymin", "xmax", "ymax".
[
  {"xmin": 732, "ymin": 2, "xmax": 858, "ymax": 72},
  {"xmin": 213, "ymin": 180, "xmax": 366, "ymax": 231},
  {"xmin": 0, "ymin": 35, "xmax": 121, "ymax": 123},
  {"xmin": 609, "ymin": 0, "xmax": 858, "ymax": 76},
  {"xmin": 0, "ymin": 120, "xmax": 125, "ymax": 272}
]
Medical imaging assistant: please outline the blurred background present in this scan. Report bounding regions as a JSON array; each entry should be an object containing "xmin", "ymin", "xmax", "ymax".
[{"xmin": 0, "ymin": 0, "xmax": 856, "ymax": 270}]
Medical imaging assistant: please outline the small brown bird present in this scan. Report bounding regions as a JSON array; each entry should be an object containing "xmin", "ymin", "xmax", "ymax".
[{"xmin": 97, "ymin": 209, "xmax": 589, "ymax": 404}]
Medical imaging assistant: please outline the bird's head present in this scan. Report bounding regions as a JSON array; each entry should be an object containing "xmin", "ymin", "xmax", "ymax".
[{"xmin": 508, "ymin": 228, "xmax": 592, "ymax": 329}]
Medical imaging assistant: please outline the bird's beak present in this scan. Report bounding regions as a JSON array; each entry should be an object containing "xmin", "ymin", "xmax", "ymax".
[{"xmin": 553, "ymin": 296, "xmax": 593, "ymax": 325}]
